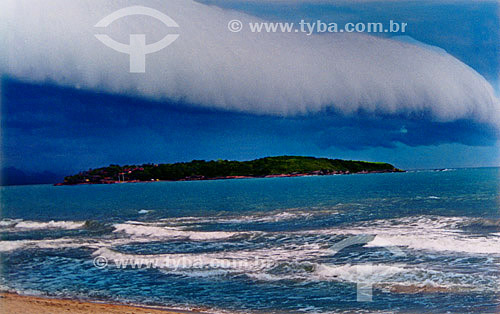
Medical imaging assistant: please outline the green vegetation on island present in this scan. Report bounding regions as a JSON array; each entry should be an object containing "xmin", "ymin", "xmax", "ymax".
[{"xmin": 60, "ymin": 156, "xmax": 403, "ymax": 185}]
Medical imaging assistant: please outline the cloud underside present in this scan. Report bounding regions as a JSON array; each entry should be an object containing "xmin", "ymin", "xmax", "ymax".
[
  {"xmin": 1, "ymin": 0, "xmax": 499, "ymax": 132},
  {"xmin": 4, "ymin": 79, "xmax": 497, "ymax": 153}
]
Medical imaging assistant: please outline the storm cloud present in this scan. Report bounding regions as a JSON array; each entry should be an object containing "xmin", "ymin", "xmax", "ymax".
[{"xmin": 1, "ymin": 0, "xmax": 499, "ymax": 130}]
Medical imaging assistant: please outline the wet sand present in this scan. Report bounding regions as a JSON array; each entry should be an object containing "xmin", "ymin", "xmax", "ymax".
[{"xmin": 0, "ymin": 292, "xmax": 204, "ymax": 314}]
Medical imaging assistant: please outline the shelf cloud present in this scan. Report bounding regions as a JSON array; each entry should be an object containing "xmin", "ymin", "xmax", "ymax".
[{"xmin": 1, "ymin": 0, "xmax": 499, "ymax": 131}]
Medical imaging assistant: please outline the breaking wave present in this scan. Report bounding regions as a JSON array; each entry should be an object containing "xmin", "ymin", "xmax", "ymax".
[
  {"xmin": 0, "ymin": 219, "xmax": 86, "ymax": 231},
  {"xmin": 113, "ymin": 222, "xmax": 241, "ymax": 240},
  {"xmin": 306, "ymin": 215, "xmax": 500, "ymax": 255}
]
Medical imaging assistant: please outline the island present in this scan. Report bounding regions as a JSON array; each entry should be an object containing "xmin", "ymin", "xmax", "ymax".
[{"xmin": 57, "ymin": 156, "xmax": 404, "ymax": 185}]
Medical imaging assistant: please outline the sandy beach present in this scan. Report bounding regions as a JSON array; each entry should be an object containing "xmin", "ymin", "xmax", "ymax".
[{"xmin": 0, "ymin": 293, "xmax": 202, "ymax": 314}]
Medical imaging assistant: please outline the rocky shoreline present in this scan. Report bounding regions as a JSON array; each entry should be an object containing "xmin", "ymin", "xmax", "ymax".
[{"xmin": 55, "ymin": 168, "xmax": 402, "ymax": 186}]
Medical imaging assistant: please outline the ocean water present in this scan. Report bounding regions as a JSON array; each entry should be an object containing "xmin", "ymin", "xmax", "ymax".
[{"xmin": 0, "ymin": 168, "xmax": 499, "ymax": 313}]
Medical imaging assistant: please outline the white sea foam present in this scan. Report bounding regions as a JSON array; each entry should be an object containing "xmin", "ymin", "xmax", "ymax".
[
  {"xmin": 94, "ymin": 247, "xmax": 271, "ymax": 271},
  {"xmin": 1, "ymin": 215, "xmax": 495, "ymax": 293},
  {"xmin": 305, "ymin": 215, "xmax": 500, "ymax": 255},
  {"xmin": 3, "ymin": 215, "xmax": 499, "ymax": 257},
  {"xmin": 314, "ymin": 263, "xmax": 406, "ymax": 282},
  {"xmin": 94, "ymin": 243, "xmax": 325, "ymax": 274},
  {"xmin": 2, "ymin": 214, "xmax": 498, "ymax": 294},
  {"xmin": 0, "ymin": 241, "xmax": 27, "ymax": 252},
  {"xmin": 366, "ymin": 233, "xmax": 500, "ymax": 255},
  {"xmin": 15, "ymin": 220, "xmax": 86, "ymax": 230},
  {"xmin": 176, "ymin": 254, "xmax": 498, "ymax": 292},
  {"xmin": 250, "ymin": 260, "xmax": 498, "ymax": 292},
  {"xmin": 0, "ymin": 238, "xmax": 92, "ymax": 252},
  {"xmin": 216, "ymin": 210, "xmax": 321, "ymax": 224},
  {"xmin": 0, "ymin": 219, "xmax": 86, "ymax": 231},
  {"xmin": 248, "ymin": 263, "xmax": 407, "ymax": 283},
  {"xmin": 158, "ymin": 208, "xmax": 332, "ymax": 226},
  {"xmin": 161, "ymin": 269, "xmax": 231, "ymax": 278},
  {"xmin": 113, "ymin": 222, "xmax": 239, "ymax": 240},
  {"xmin": 0, "ymin": 219, "xmax": 22, "ymax": 228},
  {"xmin": 313, "ymin": 263, "xmax": 498, "ymax": 292},
  {"xmin": 0, "ymin": 236, "xmax": 149, "ymax": 252}
]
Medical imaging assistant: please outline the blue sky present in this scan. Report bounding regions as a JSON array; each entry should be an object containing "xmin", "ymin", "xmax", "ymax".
[{"xmin": 1, "ymin": 0, "xmax": 499, "ymax": 184}]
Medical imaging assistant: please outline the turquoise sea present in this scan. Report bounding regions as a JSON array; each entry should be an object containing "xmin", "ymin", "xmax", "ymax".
[{"xmin": 1, "ymin": 168, "xmax": 499, "ymax": 313}]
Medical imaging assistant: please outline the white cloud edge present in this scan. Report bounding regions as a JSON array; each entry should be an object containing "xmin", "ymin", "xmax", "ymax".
[{"xmin": 0, "ymin": 0, "xmax": 499, "ymax": 131}]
